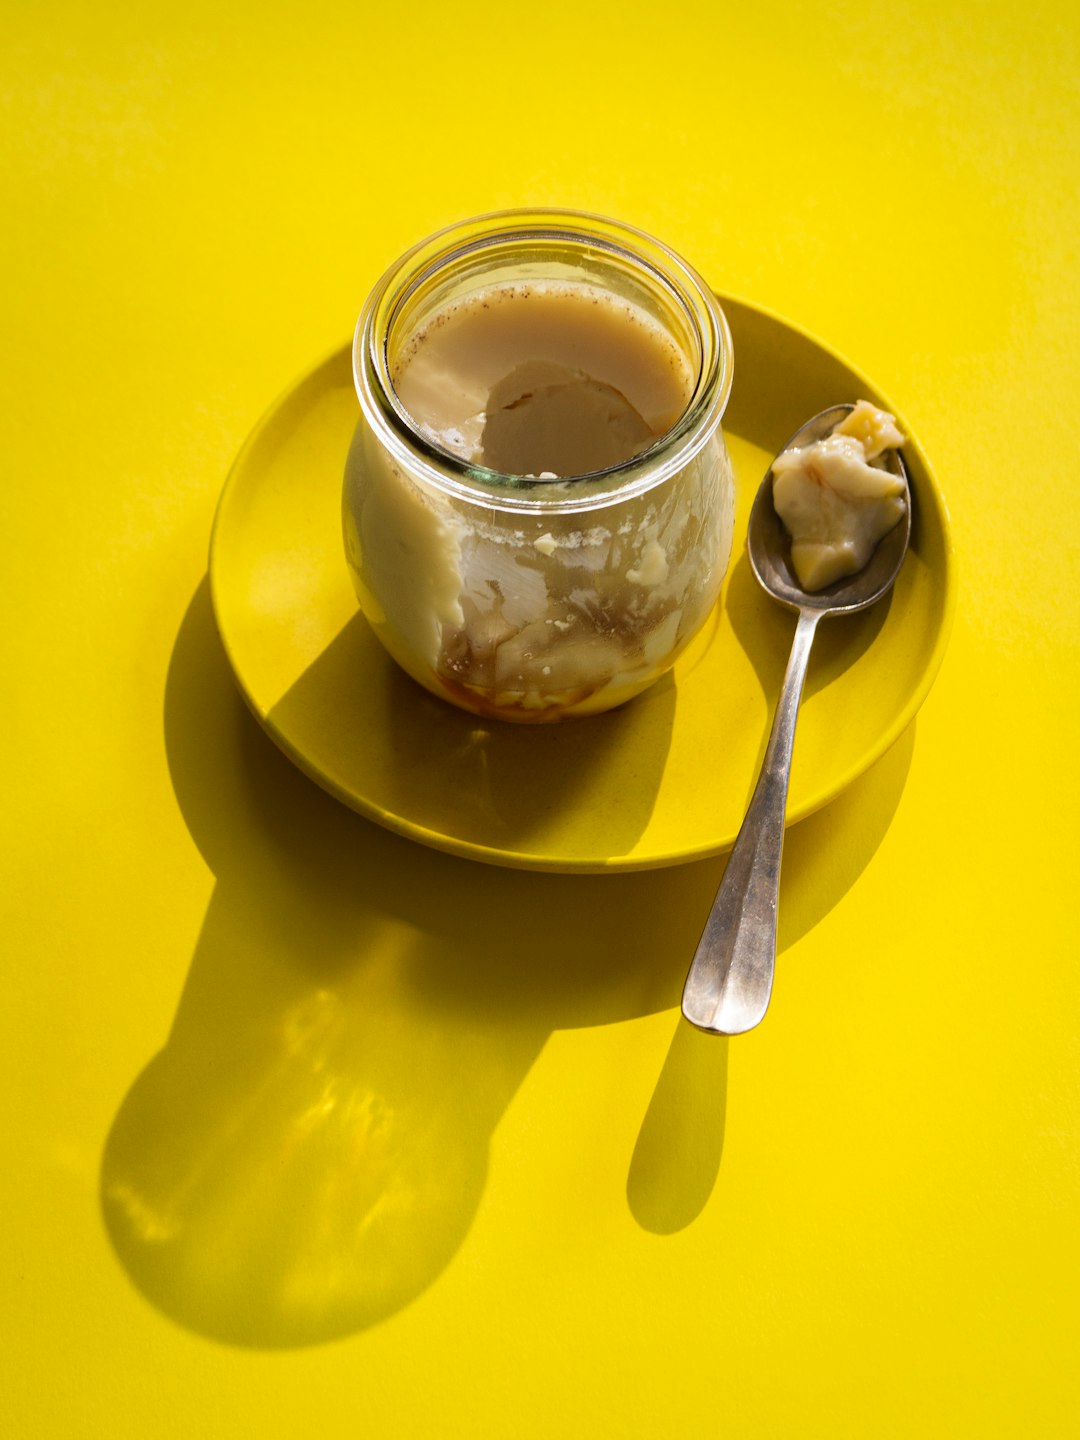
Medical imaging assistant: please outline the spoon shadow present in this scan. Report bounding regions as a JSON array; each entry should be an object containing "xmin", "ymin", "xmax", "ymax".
[{"xmin": 628, "ymin": 717, "xmax": 915, "ymax": 1233}]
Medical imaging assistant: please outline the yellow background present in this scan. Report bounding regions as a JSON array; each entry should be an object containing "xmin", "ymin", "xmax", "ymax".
[{"xmin": 3, "ymin": 1, "xmax": 1078, "ymax": 1435}]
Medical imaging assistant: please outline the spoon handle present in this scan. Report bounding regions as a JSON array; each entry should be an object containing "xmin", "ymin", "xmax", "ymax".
[{"xmin": 682, "ymin": 607, "xmax": 821, "ymax": 1035}]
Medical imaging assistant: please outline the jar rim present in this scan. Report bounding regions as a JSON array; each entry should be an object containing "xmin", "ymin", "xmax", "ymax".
[{"xmin": 352, "ymin": 209, "xmax": 733, "ymax": 515}]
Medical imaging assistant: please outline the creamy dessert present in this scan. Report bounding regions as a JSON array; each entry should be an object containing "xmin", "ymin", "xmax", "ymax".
[
  {"xmin": 344, "ymin": 272, "xmax": 734, "ymax": 722},
  {"xmin": 392, "ymin": 281, "xmax": 690, "ymax": 476},
  {"xmin": 771, "ymin": 400, "xmax": 907, "ymax": 591}
]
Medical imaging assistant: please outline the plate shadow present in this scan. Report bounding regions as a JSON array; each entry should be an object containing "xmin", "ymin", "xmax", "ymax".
[{"xmin": 101, "ymin": 579, "xmax": 915, "ymax": 1345}]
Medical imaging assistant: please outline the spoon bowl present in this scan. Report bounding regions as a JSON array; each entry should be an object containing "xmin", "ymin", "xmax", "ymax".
[
  {"xmin": 748, "ymin": 404, "xmax": 912, "ymax": 615},
  {"xmin": 682, "ymin": 404, "xmax": 912, "ymax": 1036}
]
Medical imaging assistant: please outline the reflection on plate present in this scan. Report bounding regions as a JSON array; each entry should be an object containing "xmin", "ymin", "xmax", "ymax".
[{"xmin": 209, "ymin": 293, "xmax": 955, "ymax": 873}]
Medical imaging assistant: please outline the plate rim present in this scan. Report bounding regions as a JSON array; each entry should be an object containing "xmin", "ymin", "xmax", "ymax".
[{"xmin": 209, "ymin": 289, "xmax": 957, "ymax": 873}]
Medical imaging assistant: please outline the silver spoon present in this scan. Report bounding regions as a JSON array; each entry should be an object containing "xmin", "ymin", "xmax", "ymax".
[{"xmin": 681, "ymin": 404, "xmax": 912, "ymax": 1036}]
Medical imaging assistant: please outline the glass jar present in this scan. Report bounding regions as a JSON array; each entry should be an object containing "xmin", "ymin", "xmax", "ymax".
[{"xmin": 343, "ymin": 209, "xmax": 735, "ymax": 722}]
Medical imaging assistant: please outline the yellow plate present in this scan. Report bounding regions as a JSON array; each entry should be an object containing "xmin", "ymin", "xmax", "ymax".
[{"xmin": 209, "ymin": 293, "xmax": 955, "ymax": 873}]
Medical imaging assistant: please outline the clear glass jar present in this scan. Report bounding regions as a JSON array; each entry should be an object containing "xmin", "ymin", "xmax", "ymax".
[{"xmin": 343, "ymin": 210, "xmax": 735, "ymax": 722}]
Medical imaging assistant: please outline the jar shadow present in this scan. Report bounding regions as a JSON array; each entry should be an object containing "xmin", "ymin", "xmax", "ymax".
[
  {"xmin": 266, "ymin": 608, "xmax": 678, "ymax": 866},
  {"xmin": 100, "ymin": 581, "xmax": 705, "ymax": 1348},
  {"xmin": 100, "ymin": 580, "xmax": 914, "ymax": 1346}
]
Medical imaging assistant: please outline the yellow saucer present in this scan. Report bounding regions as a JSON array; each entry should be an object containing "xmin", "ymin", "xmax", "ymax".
[{"xmin": 209, "ymin": 293, "xmax": 955, "ymax": 873}]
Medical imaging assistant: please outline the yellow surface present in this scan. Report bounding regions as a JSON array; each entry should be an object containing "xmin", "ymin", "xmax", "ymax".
[{"xmin": 3, "ymin": 1, "xmax": 1078, "ymax": 1435}]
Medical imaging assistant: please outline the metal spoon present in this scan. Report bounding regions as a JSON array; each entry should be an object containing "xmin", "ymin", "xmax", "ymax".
[{"xmin": 681, "ymin": 404, "xmax": 912, "ymax": 1036}]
